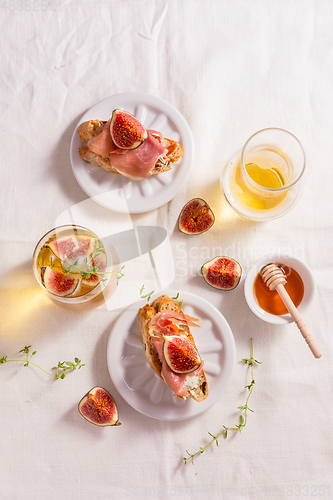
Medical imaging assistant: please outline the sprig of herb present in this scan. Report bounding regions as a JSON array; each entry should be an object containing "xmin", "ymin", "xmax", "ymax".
[
  {"xmin": 184, "ymin": 338, "xmax": 261, "ymax": 464},
  {"xmin": 50, "ymin": 249, "xmax": 154, "ymax": 302},
  {"xmin": 172, "ymin": 292, "xmax": 183, "ymax": 309},
  {"xmin": 115, "ymin": 265, "xmax": 154, "ymax": 301},
  {"xmin": 0, "ymin": 345, "xmax": 85, "ymax": 380}
]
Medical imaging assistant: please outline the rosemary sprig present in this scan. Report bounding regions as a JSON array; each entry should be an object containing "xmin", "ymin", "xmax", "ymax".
[
  {"xmin": 184, "ymin": 338, "xmax": 261, "ymax": 464},
  {"xmin": 0, "ymin": 345, "xmax": 85, "ymax": 380}
]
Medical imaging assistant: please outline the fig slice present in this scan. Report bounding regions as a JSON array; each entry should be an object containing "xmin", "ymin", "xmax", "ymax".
[
  {"xmin": 48, "ymin": 236, "xmax": 95, "ymax": 263},
  {"xmin": 110, "ymin": 109, "xmax": 148, "ymax": 150},
  {"xmin": 201, "ymin": 256, "xmax": 242, "ymax": 291},
  {"xmin": 157, "ymin": 333, "xmax": 201, "ymax": 374},
  {"xmin": 42, "ymin": 267, "xmax": 79, "ymax": 297},
  {"xmin": 48, "ymin": 236, "xmax": 80, "ymax": 261},
  {"xmin": 178, "ymin": 198, "xmax": 215, "ymax": 235},
  {"xmin": 78, "ymin": 387, "xmax": 121, "ymax": 427},
  {"xmin": 81, "ymin": 252, "xmax": 107, "ymax": 287}
]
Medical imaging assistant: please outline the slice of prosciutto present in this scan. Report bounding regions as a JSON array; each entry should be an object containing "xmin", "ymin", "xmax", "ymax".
[
  {"xmin": 109, "ymin": 130, "xmax": 167, "ymax": 180},
  {"xmin": 87, "ymin": 118, "xmax": 117, "ymax": 157},
  {"xmin": 150, "ymin": 310, "xmax": 202, "ymax": 398},
  {"xmin": 86, "ymin": 118, "xmax": 168, "ymax": 180},
  {"xmin": 149, "ymin": 310, "xmax": 199, "ymax": 335},
  {"xmin": 153, "ymin": 338, "xmax": 188, "ymax": 398}
]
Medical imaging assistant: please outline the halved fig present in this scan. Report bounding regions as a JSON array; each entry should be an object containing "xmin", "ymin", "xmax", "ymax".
[
  {"xmin": 78, "ymin": 387, "xmax": 121, "ymax": 427},
  {"xmin": 159, "ymin": 334, "xmax": 201, "ymax": 374},
  {"xmin": 110, "ymin": 109, "xmax": 147, "ymax": 150},
  {"xmin": 201, "ymin": 257, "xmax": 242, "ymax": 290},
  {"xmin": 179, "ymin": 198, "xmax": 215, "ymax": 235},
  {"xmin": 81, "ymin": 252, "xmax": 107, "ymax": 287},
  {"xmin": 42, "ymin": 267, "xmax": 79, "ymax": 297}
]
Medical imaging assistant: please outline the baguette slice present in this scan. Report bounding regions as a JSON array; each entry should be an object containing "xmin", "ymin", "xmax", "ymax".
[
  {"xmin": 77, "ymin": 120, "xmax": 183, "ymax": 176},
  {"xmin": 138, "ymin": 295, "xmax": 208, "ymax": 402}
]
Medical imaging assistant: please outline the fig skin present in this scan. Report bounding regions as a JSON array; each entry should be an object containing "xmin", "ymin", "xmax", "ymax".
[
  {"xmin": 201, "ymin": 257, "xmax": 242, "ymax": 291},
  {"xmin": 78, "ymin": 387, "xmax": 121, "ymax": 427},
  {"xmin": 42, "ymin": 267, "xmax": 79, "ymax": 297},
  {"xmin": 48, "ymin": 236, "xmax": 94, "ymax": 262},
  {"xmin": 160, "ymin": 334, "xmax": 201, "ymax": 374},
  {"xmin": 178, "ymin": 198, "xmax": 215, "ymax": 235},
  {"xmin": 81, "ymin": 252, "xmax": 107, "ymax": 287},
  {"xmin": 110, "ymin": 109, "xmax": 147, "ymax": 150}
]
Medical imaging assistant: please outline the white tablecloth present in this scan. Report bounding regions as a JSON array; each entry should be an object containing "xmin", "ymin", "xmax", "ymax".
[{"xmin": 1, "ymin": 1, "xmax": 333, "ymax": 499}]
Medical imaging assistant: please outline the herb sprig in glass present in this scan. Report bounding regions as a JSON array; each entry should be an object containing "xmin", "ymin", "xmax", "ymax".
[{"xmin": 49, "ymin": 240, "xmax": 154, "ymax": 302}]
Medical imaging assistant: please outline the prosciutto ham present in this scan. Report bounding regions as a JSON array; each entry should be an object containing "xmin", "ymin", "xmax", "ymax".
[
  {"xmin": 149, "ymin": 310, "xmax": 202, "ymax": 398},
  {"xmin": 149, "ymin": 310, "xmax": 200, "ymax": 334},
  {"xmin": 153, "ymin": 338, "xmax": 188, "ymax": 398},
  {"xmin": 87, "ymin": 118, "xmax": 117, "ymax": 157},
  {"xmin": 109, "ymin": 131, "xmax": 167, "ymax": 180},
  {"xmin": 87, "ymin": 121, "xmax": 168, "ymax": 180}
]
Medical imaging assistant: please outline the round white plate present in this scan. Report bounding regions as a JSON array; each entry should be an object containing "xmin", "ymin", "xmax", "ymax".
[
  {"xmin": 107, "ymin": 290, "xmax": 236, "ymax": 421},
  {"xmin": 70, "ymin": 92, "xmax": 194, "ymax": 213}
]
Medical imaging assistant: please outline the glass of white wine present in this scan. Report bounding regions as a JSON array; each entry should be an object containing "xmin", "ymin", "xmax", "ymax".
[{"xmin": 221, "ymin": 128, "xmax": 306, "ymax": 221}]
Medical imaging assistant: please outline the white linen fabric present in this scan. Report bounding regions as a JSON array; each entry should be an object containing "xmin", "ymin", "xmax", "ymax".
[{"xmin": 1, "ymin": 1, "xmax": 333, "ymax": 499}]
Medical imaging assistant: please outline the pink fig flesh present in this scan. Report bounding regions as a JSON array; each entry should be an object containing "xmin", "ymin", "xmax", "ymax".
[
  {"xmin": 42, "ymin": 267, "xmax": 79, "ymax": 297},
  {"xmin": 179, "ymin": 198, "xmax": 215, "ymax": 235},
  {"xmin": 161, "ymin": 335, "xmax": 201, "ymax": 374},
  {"xmin": 78, "ymin": 387, "xmax": 121, "ymax": 427},
  {"xmin": 201, "ymin": 257, "xmax": 242, "ymax": 290},
  {"xmin": 110, "ymin": 109, "xmax": 147, "ymax": 150},
  {"xmin": 81, "ymin": 252, "xmax": 107, "ymax": 287}
]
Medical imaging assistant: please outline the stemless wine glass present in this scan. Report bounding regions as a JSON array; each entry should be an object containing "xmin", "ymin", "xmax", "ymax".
[
  {"xmin": 221, "ymin": 128, "xmax": 306, "ymax": 221},
  {"xmin": 32, "ymin": 224, "xmax": 111, "ymax": 304}
]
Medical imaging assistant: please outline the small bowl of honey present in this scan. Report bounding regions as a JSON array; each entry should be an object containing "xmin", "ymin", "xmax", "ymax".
[{"xmin": 244, "ymin": 253, "xmax": 315, "ymax": 324}]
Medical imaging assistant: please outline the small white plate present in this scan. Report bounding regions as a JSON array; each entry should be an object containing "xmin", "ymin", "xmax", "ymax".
[
  {"xmin": 244, "ymin": 253, "xmax": 316, "ymax": 324},
  {"xmin": 107, "ymin": 290, "xmax": 236, "ymax": 421},
  {"xmin": 70, "ymin": 92, "xmax": 194, "ymax": 213}
]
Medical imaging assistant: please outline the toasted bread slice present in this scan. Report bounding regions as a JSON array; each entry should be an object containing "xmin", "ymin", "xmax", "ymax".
[
  {"xmin": 77, "ymin": 120, "xmax": 183, "ymax": 176},
  {"xmin": 138, "ymin": 295, "xmax": 208, "ymax": 402}
]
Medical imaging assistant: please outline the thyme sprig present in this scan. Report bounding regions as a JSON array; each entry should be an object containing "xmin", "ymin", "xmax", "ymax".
[
  {"xmin": 184, "ymin": 338, "xmax": 261, "ymax": 464},
  {"xmin": 49, "ymin": 238, "xmax": 154, "ymax": 302},
  {"xmin": 0, "ymin": 345, "xmax": 85, "ymax": 380},
  {"xmin": 172, "ymin": 292, "xmax": 183, "ymax": 309},
  {"xmin": 116, "ymin": 265, "xmax": 154, "ymax": 301}
]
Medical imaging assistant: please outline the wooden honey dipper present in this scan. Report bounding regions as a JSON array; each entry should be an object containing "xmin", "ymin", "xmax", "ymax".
[{"xmin": 261, "ymin": 263, "xmax": 322, "ymax": 359}]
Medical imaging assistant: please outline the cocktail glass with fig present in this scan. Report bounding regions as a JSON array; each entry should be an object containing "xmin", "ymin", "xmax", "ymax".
[{"xmin": 33, "ymin": 225, "xmax": 110, "ymax": 304}]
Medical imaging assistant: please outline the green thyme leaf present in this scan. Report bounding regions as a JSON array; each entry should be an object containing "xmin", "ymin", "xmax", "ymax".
[{"xmin": 183, "ymin": 339, "xmax": 260, "ymax": 465}]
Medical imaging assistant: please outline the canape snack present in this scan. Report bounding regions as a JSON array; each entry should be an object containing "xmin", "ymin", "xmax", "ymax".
[
  {"xmin": 77, "ymin": 110, "xmax": 183, "ymax": 181},
  {"xmin": 138, "ymin": 295, "xmax": 208, "ymax": 401}
]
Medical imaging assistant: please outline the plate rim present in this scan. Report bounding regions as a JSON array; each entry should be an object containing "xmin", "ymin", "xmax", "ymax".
[
  {"xmin": 107, "ymin": 289, "xmax": 236, "ymax": 421},
  {"xmin": 70, "ymin": 92, "xmax": 194, "ymax": 214}
]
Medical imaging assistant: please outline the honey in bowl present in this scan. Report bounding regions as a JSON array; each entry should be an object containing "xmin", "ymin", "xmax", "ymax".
[{"xmin": 253, "ymin": 264, "xmax": 304, "ymax": 315}]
